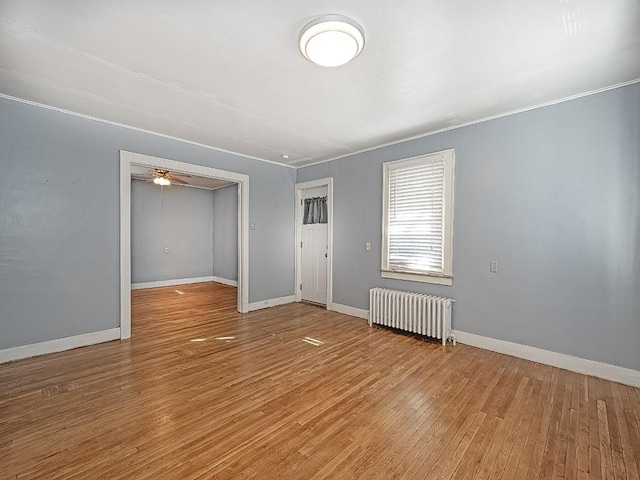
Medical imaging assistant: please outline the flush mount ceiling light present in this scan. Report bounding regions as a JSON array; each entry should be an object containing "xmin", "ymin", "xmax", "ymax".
[{"xmin": 299, "ymin": 15, "xmax": 365, "ymax": 67}]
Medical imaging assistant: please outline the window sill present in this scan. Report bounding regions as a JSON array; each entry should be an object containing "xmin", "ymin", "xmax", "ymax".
[{"xmin": 381, "ymin": 270, "xmax": 453, "ymax": 286}]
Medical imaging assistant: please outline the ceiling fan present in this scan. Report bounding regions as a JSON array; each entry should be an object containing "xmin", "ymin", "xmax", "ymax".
[{"xmin": 132, "ymin": 168, "xmax": 191, "ymax": 186}]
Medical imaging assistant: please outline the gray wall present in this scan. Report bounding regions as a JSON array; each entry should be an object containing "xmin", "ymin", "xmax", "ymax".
[
  {"xmin": 297, "ymin": 83, "xmax": 640, "ymax": 371},
  {"xmin": 0, "ymin": 97, "xmax": 295, "ymax": 349},
  {"xmin": 213, "ymin": 184, "xmax": 238, "ymax": 282},
  {"xmin": 131, "ymin": 179, "xmax": 214, "ymax": 284}
]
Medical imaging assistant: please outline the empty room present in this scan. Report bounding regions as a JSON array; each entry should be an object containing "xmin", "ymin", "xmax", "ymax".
[{"xmin": 1, "ymin": 1, "xmax": 639, "ymax": 479}]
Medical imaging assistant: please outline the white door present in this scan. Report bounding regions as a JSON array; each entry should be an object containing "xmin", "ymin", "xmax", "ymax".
[{"xmin": 301, "ymin": 223, "xmax": 328, "ymax": 304}]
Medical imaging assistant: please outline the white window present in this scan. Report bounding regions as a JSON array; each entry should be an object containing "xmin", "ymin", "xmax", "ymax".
[{"xmin": 381, "ymin": 149, "xmax": 455, "ymax": 285}]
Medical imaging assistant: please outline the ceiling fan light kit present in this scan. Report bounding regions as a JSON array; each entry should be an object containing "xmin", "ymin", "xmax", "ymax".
[
  {"xmin": 299, "ymin": 14, "xmax": 365, "ymax": 67},
  {"xmin": 153, "ymin": 176, "xmax": 171, "ymax": 186},
  {"xmin": 148, "ymin": 169, "xmax": 189, "ymax": 186}
]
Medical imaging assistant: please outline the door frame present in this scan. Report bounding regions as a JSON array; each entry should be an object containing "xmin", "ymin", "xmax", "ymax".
[
  {"xmin": 119, "ymin": 150, "xmax": 250, "ymax": 339},
  {"xmin": 295, "ymin": 177, "xmax": 333, "ymax": 309}
]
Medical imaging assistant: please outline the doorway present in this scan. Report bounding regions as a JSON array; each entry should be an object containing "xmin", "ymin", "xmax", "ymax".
[
  {"xmin": 120, "ymin": 151, "xmax": 250, "ymax": 340},
  {"xmin": 295, "ymin": 178, "xmax": 333, "ymax": 309}
]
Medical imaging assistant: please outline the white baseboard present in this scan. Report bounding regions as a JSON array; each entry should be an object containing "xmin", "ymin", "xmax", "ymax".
[
  {"xmin": 0, "ymin": 328, "xmax": 121, "ymax": 364},
  {"xmin": 321, "ymin": 300, "xmax": 640, "ymax": 388},
  {"xmin": 331, "ymin": 303, "xmax": 369, "ymax": 320},
  {"xmin": 131, "ymin": 275, "xmax": 236, "ymax": 290},
  {"xmin": 452, "ymin": 330, "xmax": 640, "ymax": 388},
  {"xmin": 248, "ymin": 295, "xmax": 296, "ymax": 312},
  {"xmin": 211, "ymin": 276, "xmax": 238, "ymax": 287}
]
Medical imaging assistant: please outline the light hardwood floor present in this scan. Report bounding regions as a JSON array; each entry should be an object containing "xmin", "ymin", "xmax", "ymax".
[{"xmin": 1, "ymin": 282, "xmax": 639, "ymax": 479}]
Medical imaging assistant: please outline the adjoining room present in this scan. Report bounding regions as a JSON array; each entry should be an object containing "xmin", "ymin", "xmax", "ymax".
[{"xmin": 129, "ymin": 164, "xmax": 239, "ymax": 339}]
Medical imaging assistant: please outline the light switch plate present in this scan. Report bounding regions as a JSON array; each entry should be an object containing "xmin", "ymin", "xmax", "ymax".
[{"xmin": 490, "ymin": 261, "xmax": 498, "ymax": 273}]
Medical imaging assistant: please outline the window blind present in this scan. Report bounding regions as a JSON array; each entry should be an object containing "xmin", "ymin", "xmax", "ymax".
[{"xmin": 387, "ymin": 156, "xmax": 446, "ymax": 274}]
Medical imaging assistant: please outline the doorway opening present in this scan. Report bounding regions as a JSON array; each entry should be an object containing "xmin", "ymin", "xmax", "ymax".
[
  {"xmin": 295, "ymin": 178, "xmax": 333, "ymax": 309},
  {"xmin": 120, "ymin": 151, "xmax": 249, "ymax": 339}
]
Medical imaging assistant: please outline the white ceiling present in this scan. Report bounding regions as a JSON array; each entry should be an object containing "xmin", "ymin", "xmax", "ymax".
[{"xmin": 1, "ymin": 0, "xmax": 638, "ymax": 167}]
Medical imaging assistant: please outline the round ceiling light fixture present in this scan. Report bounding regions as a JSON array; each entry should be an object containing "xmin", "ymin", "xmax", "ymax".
[{"xmin": 299, "ymin": 15, "xmax": 365, "ymax": 67}]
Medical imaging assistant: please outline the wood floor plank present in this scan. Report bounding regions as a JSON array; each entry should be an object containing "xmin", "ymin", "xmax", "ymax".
[
  {"xmin": 0, "ymin": 282, "xmax": 639, "ymax": 479},
  {"xmin": 563, "ymin": 373, "xmax": 581, "ymax": 480},
  {"xmin": 620, "ymin": 385, "xmax": 640, "ymax": 478},
  {"xmin": 588, "ymin": 375, "xmax": 603, "ymax": 480},
  {"xmin": 577, "ymin": 376, "xmax": 590, "ymax": 478},
  {"xmin": 611, "ymin": 383, "xmax": 639, "ymax": 480},
  {"xmin": 551, "ymin": 370, "xmax": 575, "ymax": 479}
]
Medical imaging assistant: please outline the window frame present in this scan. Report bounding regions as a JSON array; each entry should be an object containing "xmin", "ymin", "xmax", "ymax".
[{"xmin": 381, "ymin": 149, "xmax": 455, "ymax": 286}]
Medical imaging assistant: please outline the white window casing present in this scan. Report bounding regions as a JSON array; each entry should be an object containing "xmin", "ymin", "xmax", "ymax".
[{"xmin": 381, "ymin": 149, "xmax": 455, "ymax": 285}]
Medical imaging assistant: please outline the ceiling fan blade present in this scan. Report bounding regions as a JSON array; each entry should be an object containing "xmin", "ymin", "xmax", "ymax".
[
  {"xmin": 173, "ymin": 173, "xmax": 192, "ymax": 178},
  {"xmin": 169, "ymin": 177, "xmax": 188, "ymax": 185},
  {"xmin": 131, "ymin": 174, "xmax": 153, "ymax": 181}
]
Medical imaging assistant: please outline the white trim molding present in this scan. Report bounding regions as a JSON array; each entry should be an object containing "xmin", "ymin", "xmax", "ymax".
[
  {"xmin": 381, "ymin": 149, "xmax": 455, "ymax": 286},
  {"xmin": 211, "ymin": 276, "xmax": 239, "ymax": 287},
  {"xmin": 452, "ymin": 330, "xmax": 640, "ymax": 388},
  {"xmin": 120, "ymin": 150, "xmax": 250, "ymax": 340},
  {"xmin": 295, "ymin": 78, "xmax": 640, "ymax": 169},
  {"xmin": 0, "ymin": 328, "xmax": 121, "ymax": 364},
  {"xmin": 0, "ymin": 93, "xmax": 294, "ymax": 170},
  {"xmin": 248, "ymin": 295, "xmax": 296, "ymax": 312},
  {"xmin": 295, "ymin": 178, "xmax": 334, "ymax": 309},
  {"xmin": 326, "ymin": 301, "xmax": 640, "ymax": 387},
  {"xmin": 131, "ymin": 276, "xmax": 238, "ymax": 290},
  {"xmin": 331, "ymin": 303, "xmax": 369, "ymax": 320},
  {"xmin": 3, "ymin": 80, "xmax": 639, "ymax": 171}
]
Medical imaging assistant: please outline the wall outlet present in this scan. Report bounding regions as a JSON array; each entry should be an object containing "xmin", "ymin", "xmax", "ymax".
[
  {"xmin": 490, "ymin": 260, "xmax": 498, "ymax": 273},
  {"xmin": 164, "ymin": 247, "xmax": 170, "ymax": 254},
  {"xmin": 365, "ymin": 242, "xmax": 371, "ymax": 251}
]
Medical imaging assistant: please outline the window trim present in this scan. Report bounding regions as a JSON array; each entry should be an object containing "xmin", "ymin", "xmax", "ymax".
[{"xmin": 381, "ymin": 149, "xmax": 455, "ymax": 286}]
